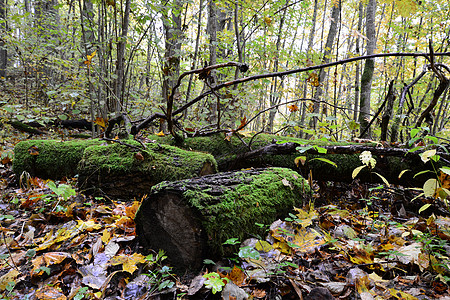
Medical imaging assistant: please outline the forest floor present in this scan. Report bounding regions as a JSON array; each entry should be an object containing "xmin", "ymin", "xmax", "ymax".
[{"xmin": 1, "ymin": 129, "xmax": 450, "ymax": 300}]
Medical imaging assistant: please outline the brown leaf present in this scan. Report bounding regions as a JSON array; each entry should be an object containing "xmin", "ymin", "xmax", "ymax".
[
  {"xmin": 287, "ymin": 104, "xmax": 299, "ymax": 112},
  {"xmin": 28, "ymin": 145, "xmax": 39, "ymax": 156},
  {"xmin": 134, "ymin": 152, "xmax": 144, "ymax": 161}
]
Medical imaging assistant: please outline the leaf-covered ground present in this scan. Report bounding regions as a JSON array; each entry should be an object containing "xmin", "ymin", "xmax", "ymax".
[{"xmin": 1, "ymin": 131, "xmax": 450, "ymax": 300}]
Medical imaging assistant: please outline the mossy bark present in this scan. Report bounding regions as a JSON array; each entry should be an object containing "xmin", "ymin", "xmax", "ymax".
[
  {"xmin": 77, "ymin": 140, "xmax": 217, "ymax": 198},
  {"xmin": 13, "ymin": 139, "xmax": 103, "ymax": 179},
  {"xmin": 135, "ymin": 167, "xmax": 310, "ymax": 271}
]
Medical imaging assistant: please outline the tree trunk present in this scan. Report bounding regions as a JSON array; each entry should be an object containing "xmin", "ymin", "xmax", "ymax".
[
  {"xmin": 0, "ymin": 0, "xmax": 6, "ymax": 78},
  {"xmin": 135, "ymin": 167, "xmax": 309, "ymax": 271},
  {"xmin": 162, "ymin": 0, "xmax": 182, "ymax": 134},
  {"xmin": 114, "ymin": 0, "xmax": 131, "ymax": 113},
  {"xmin": 358, "ymin": 0, "xmax": 377, "ymax": 138},
  {"xmin": 309, "ymin": 0, "xmax": 341, "ymax": 131}
]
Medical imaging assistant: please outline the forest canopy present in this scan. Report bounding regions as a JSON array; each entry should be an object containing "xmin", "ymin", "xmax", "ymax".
[{"xmin": 0, "ymin": 0, "xmax": 449, "ymax": 142}]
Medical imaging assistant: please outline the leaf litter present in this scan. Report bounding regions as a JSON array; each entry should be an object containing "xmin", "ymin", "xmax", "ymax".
[{"xmin": 1, "ymin": 140, "xmax": 450, "ymax": 299}]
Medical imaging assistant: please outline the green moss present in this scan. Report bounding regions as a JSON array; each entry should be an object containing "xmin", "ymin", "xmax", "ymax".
[
  {"xmin": 13, "ymin": 139, "xmax": 102, "ymax": 179},
  {"xmin": 78, "ymin": 140, "xmax": 218, "ymax": 195},
  {"xmin": 156, "ymin": 167, "xmax": 310, "ymax": 255}
]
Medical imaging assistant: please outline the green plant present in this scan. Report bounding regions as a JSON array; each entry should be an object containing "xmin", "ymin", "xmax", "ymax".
[
  {"xmin": 45, "ymin": 181, "xmax": 76, "ymax": 212},
  {"xmin": 144, "ymin": 250, "xmax": 176, "ymax": 295},
  {"xmin": 203, "ymin": 272, "xmax": 229, "ymax": 294},
  {"xmin": 408, "ymin": 149, "xmax": 450, "ymax": 213},
  {"xmin": 352, "ymin": 151, "xmax": 389, "ymax": 186}
]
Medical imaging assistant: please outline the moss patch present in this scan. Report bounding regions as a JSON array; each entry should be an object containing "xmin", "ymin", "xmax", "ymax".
[{"xmin": 13, "ymin": 139, "xmax": 102, "ymax": 179}]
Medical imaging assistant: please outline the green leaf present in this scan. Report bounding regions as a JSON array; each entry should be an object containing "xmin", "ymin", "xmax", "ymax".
[
  {"xmin": 223, "ymin": 238, "xmax": 240, "ymax": 245},
  {"xmin": 418, "ymin": 204, "xmax": 431, "ymax": 214},
  {"xmin": 413, "ymin": 170, "xmax": 433, "ymax": 178},
  {"xmin": 313, "ymin": 146, "xmax": 327, "ymax": 154},
  {"xmin": 296, "ymin": 145, "xmax": 313, "ymax": 153},
  {"xmin": 410, "ymin": 128, "xmax": 420, "ymax": 138},
  {"xmin": 238, "ymin": 246, "xmax": 260, "ymax": 259},
  {"xmin": 203, "ymin": 272, "xmax": 228, "ymax": 294},
  {"xmin": 310, "ymin": 157, "xmax": 337, "ymax": 168},
  {"xmin": 352, "ymin": 165, "xmax": 366, "ymax": 179},
  {"xmin": 203, "ymin": 259, "xmax": 215, "ymax": 265}
]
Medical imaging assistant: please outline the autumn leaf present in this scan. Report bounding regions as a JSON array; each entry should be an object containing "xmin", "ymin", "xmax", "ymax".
[
  {"xmin": 236, "ymin": 117, "xmax": 247, "ymax": 131},
  {"xmin": 94, "ymin": 117, "xmax": 107, "ymax": 128},
  {"xmin": 395, "ymin": 0, "xmax": 417, "ymax": 18},
  {"xmin": 263, "ymin": 16, "xmax": 272, "ymax": 26},
  {"xmin": 287, "ymin": 104, "xmax": 299, "ymax": 112},
  {"xmin": 134, "ymin": 152, "xmax": 144, "ymax": 161},
  {"xmin": 84, "ymin": 50, "xmax": 97, "ymax": 66},
  {"xmin": 125, "ymin": 201, "xmax": 140, "ymax": 219},
  {"xmin": 28, "ymin": 145, "xmax": 39, "ymax": 156},
  {"xmin": 226, "ymin": 266, "xmax": 246, "ymax": 286},
  {"xmin": 156, "ymin": 131, "xmax": 165, "ymax": 137},
  {"xmin": 110, "ymin": 253, "xmax": 146, "ymax": 274},
  {"xmin": 307, "ymin": 72, "xmax": 320, "ymax": 87}
]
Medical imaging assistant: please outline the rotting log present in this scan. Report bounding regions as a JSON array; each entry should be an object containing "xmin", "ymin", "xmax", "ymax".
[
  {"xmin": 134, "ymin": 167, "xmax": 310, "ymax": 271},
  {"xmin": 13, "ymin": 139, "xmax": 103, "ymax": 179},
  {"xmin": 77, "ymin": 140, "xmax": 217, "ymax": 198}
]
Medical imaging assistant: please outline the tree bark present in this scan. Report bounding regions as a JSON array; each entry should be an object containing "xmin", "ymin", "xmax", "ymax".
[{"xmin": 358, "ymin": 0, "xmax": 377, "ymax": 138}]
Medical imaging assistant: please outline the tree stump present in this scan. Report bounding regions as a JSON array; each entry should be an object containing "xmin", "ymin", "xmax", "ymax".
[{"xmin": 134, "ymin": 167, "xmax": 310, "ymax": 271}]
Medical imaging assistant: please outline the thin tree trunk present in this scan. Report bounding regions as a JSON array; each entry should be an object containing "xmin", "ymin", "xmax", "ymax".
[
  {"xmin": 353, "ymin": 1, "xmax": 363, "ymax": 122},
  {"xmin": 0, "ymin": 0, "xmax": 6, "ymax": 78},
  {"xmin": 309, "ymin": 0, "xmax": 341, "ymax": 131},
  {"xmin": 358, "ymin": 0, "xmax": 376, "ymax": 138}
]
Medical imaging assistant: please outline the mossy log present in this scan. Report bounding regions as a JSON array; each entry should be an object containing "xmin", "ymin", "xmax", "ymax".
[
  {"xmin": 77, "ymin": 141, "xmax": 217, "ymax": 198},
  {"xmin": 135, "ymin": 167, "xmax": 310, "ymax": 271},
  {"xmin": 13, "ymin": 139, "xmax": 103, "ymax": 179},
  {"xmin": 150, "ymin": 133, "xmax": 446, "ymax": 185}
]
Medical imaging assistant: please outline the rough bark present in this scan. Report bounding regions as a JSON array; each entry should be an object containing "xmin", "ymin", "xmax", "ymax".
[{"xmin": 135, "ymin": 167, "xmax": 309, "ymax": 271}]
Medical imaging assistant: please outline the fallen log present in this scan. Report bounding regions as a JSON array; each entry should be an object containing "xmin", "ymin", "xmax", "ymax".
[
  {"xmin": 150, "ymin": 133, "xmax": 446, "ymax": 185},
  {"xmin": 135, "ymin": 167, "xmax": 310, "ymax": 271},
  {"xmin": 77, "ymin": 141, "xmax": 217, "ymax": 198},
  {"xmin": 13, "ymin": 139, "xmax": 103, "ymax": 179}
]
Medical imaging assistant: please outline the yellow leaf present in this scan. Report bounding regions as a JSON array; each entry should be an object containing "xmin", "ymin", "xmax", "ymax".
[
  {"xmin": 263, "ymin": 16, "xmax": 272, "ymax": 26},
  {"xmin": 0, "ymin": 269, "xmax": 20, "ymax": 291},
  {"xmin": 254, "ymin": 240, "xmax": 273, "ymax": 252},
  {"xmin": 101, "ymin": 229, "xmax": 111, "ymax": 244},
  {"xmin": 156, "ymin": 131, "xmax": 165, "ymax": 137},
  {"xmin": 111, "ymin": 253, "xmax": 146, "ymax": 274},
  {"xmin": 389, "ymin": 288, "xmax": 419, "ymax": 300},
  {"xmin": 94, "ymin": 117, "xmax": 107, "ymax": 128},
  {"xmin": 78, "ymin": 219, "xmax": 102, "ymax": 232}
]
